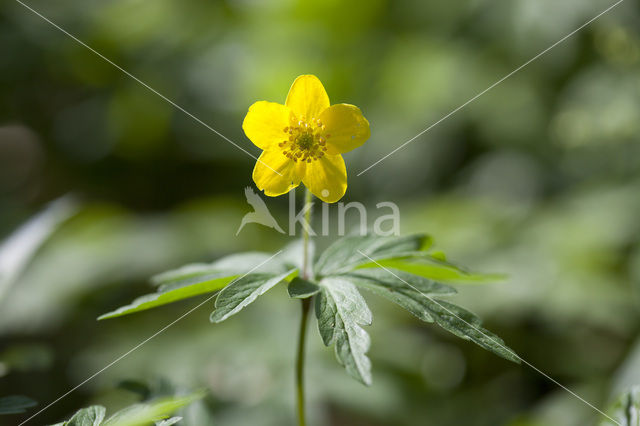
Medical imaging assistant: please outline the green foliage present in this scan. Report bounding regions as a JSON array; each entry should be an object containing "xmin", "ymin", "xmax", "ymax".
[
  {"xmin": 357, "ymin": 255, "xmax": 506, "ymax": 284},
  {"xmin": 98, "ymin": 274, "xmax": 238, "ymax": 320},
  {"xmin": 315, "ymin": 234, "xmax": 429, "ymax": 276},
  {"xmin": 100, "ymin": 234, "xmax": 516, "ymax": 385},
  {"xmin": 210, "ymin": 270, "xmax": 295, "ymax": 323},
  {"xmin": 66, "ymin": 406, "xmax": 106, "ymax": 426},
  {"xmin": 155, "ymin": 418, "xmax": 181, "ymax": 426},
  {"xmin": 601, "ymin": 386, "xmax": 640, "ymax": 426},
  {"xmin": 0, "ymin": 395, "xmax": 37, "ymax": 415},
  {"xmin": 51, "ymin": 392, "xmax": 202, "ymax": 426},
  {"xmin": 316, "ymin": 277, "xmax": 373, "ymax": 385},
  {"xmin": 341, "ymin": 268, "xmax": 518, "ymax": 362},
  {"xmin": 287, "ymin": 277, "xmax": 320, "ymax": 299}
]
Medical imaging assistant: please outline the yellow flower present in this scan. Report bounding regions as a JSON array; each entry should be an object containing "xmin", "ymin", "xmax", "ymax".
[{"xmin": 242, "ymin": 75, "xmax": 370, "ymax": 203}]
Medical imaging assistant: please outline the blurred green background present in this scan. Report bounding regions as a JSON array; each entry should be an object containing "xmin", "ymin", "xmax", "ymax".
[{"xmin": 2, "ymin": 0, "xmax": 640, "ymax": 424}]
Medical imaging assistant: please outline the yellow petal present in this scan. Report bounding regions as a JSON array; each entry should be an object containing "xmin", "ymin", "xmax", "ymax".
[
  {"xmin": 253, "ymin": 149, "xmax": 301, "ymax": 196},
  {"xmin": 302, "ymin": 154, "xmax": 347, "ymax": 203},
  {"xmin": 242, "ymin": 101, "xmax": 292, "ymax": 150},
  {"xmin": 285, "ymin": 75, "xmax": 330, "ymax": 122},
  {"xmin": 318, "ymin": 104, "xmax": 370, "ymax": 155}
]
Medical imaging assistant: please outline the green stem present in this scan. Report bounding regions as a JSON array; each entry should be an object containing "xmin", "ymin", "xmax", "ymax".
[
  {"xmin": 296, "ymin": 297, "xmax": 311, "ymax": 426},
  {"xmin": 296, "ymin": 188, "xmax": 313, "ymax": 426},
  {"xmin": 301, "ymin": 188, "xmax": 312, "ymax": 280}
]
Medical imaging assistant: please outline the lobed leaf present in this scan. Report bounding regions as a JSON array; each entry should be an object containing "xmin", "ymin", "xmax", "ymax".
[
  {"xmin": 315, "ymin": 277, "xmax": 373, "ymax": 385},
  {"xmin": 341, "ymin": 268, "xmax": 456, "ymax": 322},
  {"xmin": 356, "ymin": 254, "xmax": 505, "ymax": 284},
  {"xmin": 340, "ymin": 269, "xmax": 519, "ymax": 363},
  {"xmin": 210, "ymin": 270, "xmax": 295, "ymax": 323},
  {"xmin": 315, "ymin": 234, "xmax": 430, "ymax": 276},
  {"xmin": 426, "ymin": 300, "xmax": 519, "ymax": 363},
  {"xmin": 99, "ymin": 274, "xmax": 238, "ymax": 320}
]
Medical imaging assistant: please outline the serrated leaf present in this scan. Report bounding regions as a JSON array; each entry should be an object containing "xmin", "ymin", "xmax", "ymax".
[
  {"xmin": 315, "ymin": 234, "xmax": 429, "ymax": 276},
  {"xmin": 601, "ymin": 386, "xmax": 640, "ymax": 426},
  {"xmin": 357, "ymin": 254, "xmax": 505, "ymax": 284},
  {"xmin": 99, "ymin": 274, "xmax": 238, "ymax": 320},
  {"xmin": 316, "ymin": 277, "xmax": 373, "ymax": 385},
  {"xmin": 0, "ymin": 395, "xmax": 37, "ymax": 415},
  {"xmin": 287, "ymin": 277, "xmax": 320, "ymax": 299},
  {"xmin": 210, "ymin": 270, "xmax": 295, "ymax": 323},
  {"xmin": 103, "ymin": 392, "xmax": 203, "ymax": 426},
  {"xmin": 426, "ymin": 300, "xmax": 519, "ymax": 363},
  {"xmin": 340, "ymin": 270, "xmax": 518, "ymax": 363},
  {"xmin": 341, "ymin": 268, "xmax": 456, "ymax": 322},
  {"xmin": 67, "ymin": 405, "xmax": 106, "ymax": 426}
]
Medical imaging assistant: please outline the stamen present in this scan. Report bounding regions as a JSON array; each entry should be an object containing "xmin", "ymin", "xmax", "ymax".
[{"xmin": 279, "ymin": 116, "xmax": 330, "ymax": 163}]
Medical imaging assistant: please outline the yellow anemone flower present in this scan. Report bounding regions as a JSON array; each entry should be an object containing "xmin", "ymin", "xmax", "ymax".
[{"xmin": 242, "ymin": 75, "xmax": 370, "ymax": 203}]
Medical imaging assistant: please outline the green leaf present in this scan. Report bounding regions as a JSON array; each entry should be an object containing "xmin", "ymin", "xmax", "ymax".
[
  {"xmin": 99, "ymin": 274, "xmax": 238, "ymax": 320},
  {"xmin": 601, "ymin": 386, "xmax": 640, "ymax": 426},
  {"xmin": 288, "ymin": 277, "xmax": 320, "ymax": 299},
  {"xmin": 341, "ymin": 268, "xmax": 456, "ymax": 321},
  {"xmin": 315, "ymin": 277, "xmax": 373, "ymax": 385},
  {"xmin": 340, "ymin": 269, "xmax": 519, "ymax": 363},
  {"xmin": 315, "ymin": 234, "xmax": 429, "ymax": 276},
  {"xmin": 67, "ymin": 405, "xmax": 106, "ymax": 426},
  {"xmin": 210, "ymin": 270, "xmax": 295, "ymax": 323},
  {"xmin": 103, "ymin": 392, "xmax": 203, "ymax": 426},
  {"xmin": 155, "ymin": 417, "xmax": 181, "ymax": 426},
  {"xmin": 100, "ymin": 249, "xmax": 295, "ymax": 320},
  {"xmin": 151, "ymin": 252, "xmax": 289, "ymax": 288},
  {"xmin": 357, "ymin": 255, "xmax": 505, "ymax": 284},
  {"xmin": 0, "ymin": 395, "xmax": 37, "ymax": 415},
  {"xmin": 426, "ymin": 300, "xmax": 519, "ymax": 363}
]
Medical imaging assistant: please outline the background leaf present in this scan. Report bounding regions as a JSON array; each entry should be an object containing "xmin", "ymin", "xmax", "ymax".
[
  {"xmin": 316, "ymin": 277, "xmax": 373, "ymax": 385},
  {"xmin": 155, "ymin": 417, "xmax": 182, "ymax": 426},
  {"xmin": 0, "ymin": 395, "xmax": 37, "ymax": 415},
  {"xmin": 600, "ymin": 386, "xmax": 640, "ymax": 426},
  {"xmin": 102, "ymin": 392, "xmax": 203, "ymax": 426}
]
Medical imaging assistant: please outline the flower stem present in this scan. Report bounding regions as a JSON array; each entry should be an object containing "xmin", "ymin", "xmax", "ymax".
[
  {"xmin": 301, "ymin": 188, "xmax": 312, "ymax": 280},
  {"xmin": 296, "ymin": 188, "xmax": 313, "ymax": 426},
  {"xmin": 296, "ymin": 297, "xmax": 311, "ymax": 426}
]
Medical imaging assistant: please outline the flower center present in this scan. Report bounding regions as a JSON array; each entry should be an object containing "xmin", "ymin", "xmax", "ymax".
[{"xmin": 278, "ymin": 118, "xmax": 330, "ymax": 163}]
